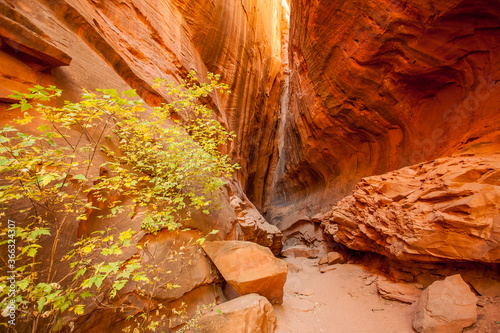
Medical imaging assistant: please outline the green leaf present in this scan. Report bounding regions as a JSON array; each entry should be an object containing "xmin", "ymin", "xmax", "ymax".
[
  {"xmin": 41, "ymin": 174, "xmax": 56, "ymax": 186},
  {"xmin": 73, "ymin": 268, "xmax": 87, "ymax": 281},
  {"xmin": 37, "ymin": 124, "xmax": 51, "ymax": 132},
  {"xmin": 72, "ymin": 174, "xmax": 87, "ymax": 181},
  {"xmin": 17, "ymin": 279, "xmax": 30, "ymax": 290},
  {"xmin": 80, "ymin": 291, "xmax": 93, "ymax": 299},
  {"xmin": 20, "ymin": 102, "xmax": 33, "ymax": 112},
  {"xmin": 37, "ymin": 297, "xmax": 46, "ymax": 313},
  {"xmin": 27, "ymin": 246, "xmax": 40, "ymax": 257},
  {"xmin": 94, "ymin": 276, "xmax": 104, "ymax": 289}
]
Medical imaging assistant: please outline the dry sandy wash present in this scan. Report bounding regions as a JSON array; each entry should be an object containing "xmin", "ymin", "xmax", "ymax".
[{"xmin": 274, "ymin": 258, "xmax": 500, "ymax": 333}]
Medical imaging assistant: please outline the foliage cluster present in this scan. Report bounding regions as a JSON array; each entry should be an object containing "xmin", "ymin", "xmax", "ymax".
[{"xmin": 0, "ymin": 72, "xmax": 236, "ymax": 332}]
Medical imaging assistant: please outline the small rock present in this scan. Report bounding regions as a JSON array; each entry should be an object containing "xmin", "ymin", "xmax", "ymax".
[
  {"xmin": 319, "ymin": 251, "xmax": 345, "ymax": 265},
  {"xmin": 377, "ymin": 279, "xmax": 422, "ymax": 304},
  {"xmin": 476, "ymin": 298, "xmax": 486, "ymax": 307},
  {"xmin": 198, "ymin": 294, "xmax": 277, "ymax": 333},
  {"xmin": 413, "ymin": 274, "xmax": 478, "ymax": 333},
  {"xmin": 326, "ymin": 252, "xmax": 344, "ymax": 265},
  {"xmin": 287, "ymin": 262, "xmax": 301, "ymax": 273},
  {"xmin": 319, "ymin": 265, "xmax": 337, "ymax": 273},
  {"xmin": 318, "ymin": 255, "xmax": 328, "ymax": 265},
  {"xmin": 281, "ymin": 245, "xmax": 319, "ymax": 258},
  {"xmin": 365, "ymin": 275, "xmax": 378, "ymax": 286}
]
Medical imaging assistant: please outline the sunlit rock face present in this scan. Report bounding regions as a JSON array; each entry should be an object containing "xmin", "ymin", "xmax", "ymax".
[
  {"xmin": 1, "ymin": 0, "xmax": 287, "ymax": 207},
  {"xmin": 0, "ymin": 0, "xmax": 287, "ymax": 234},
  {"xmin": 0, "ymin": 0, "xmax": 286, "ymax": 330},
  {"xmin": 268, "ymin": 0, "xmax": 500, "ymax": 231},
  {"xmin": 323, "ymin": 153, "xmax": 500, "ymax": 264}
]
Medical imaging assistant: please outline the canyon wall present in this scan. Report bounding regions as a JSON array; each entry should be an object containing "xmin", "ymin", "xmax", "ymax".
[
  {"xmin": 269, "ymin": 0, "xmax": 500, "ymax": 249},
  {"xmin": 0, "ymin": 0, "xmax": 286, "ymax": 330},
  {"xmin": 2, "ymin": 0, "xmax": 286, "ymax": 195}
]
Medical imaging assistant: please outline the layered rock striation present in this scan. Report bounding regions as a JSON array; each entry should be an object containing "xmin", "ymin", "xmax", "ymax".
[
  {"xmin": 2, "ymin": 0, "xmax": 287, "ymax": 201},
  {"xmin": 268, "ymin": 0, "xmax": 500, "ymax": 230},
  {"xmin": 323, "ymin": 153, "xmax": 500, "ymax": 263},
  {"xmin": 0, "ymin": 0, "xmax": 287, "ymax": 330}
]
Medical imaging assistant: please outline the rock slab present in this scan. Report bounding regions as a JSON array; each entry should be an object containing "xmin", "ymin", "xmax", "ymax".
[
  {"xmin": 202, "ymin": 241, "xmax": 288, "ymax": 304},
  {"xmin": 281, "ymin": 245, "xmax": 319, "ymax": 259},
  {"xmin": 198, "ymin": 294, "xmax": 277, "ymax": 333},
  {"xmin": 376, "ymin": 279, "xmax": 422, "ymax": 304},
  {"xmin": 324, "ymin": 154, "xmax": 500, "ymax": 264},
  {"xmin": 413, "ymin": 274, "xmax": 478, "ymax": 333},
  {"xmin": 318, "ymin": 252, "xmax": 345, "ymax": 265}
]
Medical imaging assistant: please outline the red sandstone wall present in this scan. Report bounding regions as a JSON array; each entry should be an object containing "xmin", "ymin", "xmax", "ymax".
[{"xmin": 268, "ymin": 0, "xmax": 500, "ymax": 232}]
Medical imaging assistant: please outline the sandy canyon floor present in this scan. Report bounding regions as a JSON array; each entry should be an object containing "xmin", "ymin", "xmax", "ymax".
[{"xmin": 274, "ymin": 258, "xmax": 500, "ymax": 333}]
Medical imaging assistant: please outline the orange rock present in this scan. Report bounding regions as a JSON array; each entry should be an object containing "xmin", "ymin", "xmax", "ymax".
[
  {"xmin": 227, "ymin": 182, "xmax": 283, "ymax": 255},
  {"xmin": 268, "ymin": 0, "xmax": 500, "ymax": 232},
  {"xmin": 198, "ymin": 294, "xmax": 277, "ymax": 333},
  {"xmin": 324, "ymin": 154, "xmax": 500, "ymax": 263},
  {"xmin": 413, "ymin": 274, "xmax": 478, "ymax": 333},
  {"xmin": 202, "ymin": 241, "xmax": 288, "ymax": 304},
  {"xmin": 322, "ymin": 252, "xmax": 345, "ymax": 265},
  {"xmin": 376, "ymin": 279, "xmax": 422, "ymax": 304},
  {"xmin": 281, "ymin": 245, "xmax": 319, "ymax": 259}
]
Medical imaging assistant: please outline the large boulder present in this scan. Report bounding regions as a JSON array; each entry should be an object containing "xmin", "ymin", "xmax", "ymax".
[
  {"xmin": 323, "ymin": 154, "xmax": 500, "ymax": 263},
  {"xmin": 198, "ymin": 294, "xmax": 277, "ymax": 333},
  {"xmin": 202, "ymin": 241, "xmax": 288, "ymax": 304},
  {"xmin": 413, "ymin": 274, "xmax": 478, "ymax": 333}
]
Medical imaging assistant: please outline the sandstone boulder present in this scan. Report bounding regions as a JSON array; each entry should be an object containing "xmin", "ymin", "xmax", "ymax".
[
  {"xmin": 198, "ymin": 294, "xmax": 276, "ymax": 333},
  {"xmin": 281, "ymin": 245, "xmax": 319, "ymax": 258},
  {"xmin": 324, "ymin": 154, "xmax": 500, "ymax": 263},
  {"xmin": 202, "ymin": 241, "xmax": 287, "ymax": 304},
  {"xmin": 318, "ymin": 252, "xmax": 344, "ymax": 265},
  {"xmin": 413, "ymin": 274, "xmax": 478, "ymax": 333}
]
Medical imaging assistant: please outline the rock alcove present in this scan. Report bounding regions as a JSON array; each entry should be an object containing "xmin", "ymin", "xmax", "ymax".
[{"xmin": 0, "ymin": 0, "xmax": 499, "ymax": 332}]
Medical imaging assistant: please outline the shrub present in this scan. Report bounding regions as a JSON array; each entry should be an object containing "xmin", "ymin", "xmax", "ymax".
[{"xmin": 0, "ymin": 72, "xmax": 237, "ymax": 332}]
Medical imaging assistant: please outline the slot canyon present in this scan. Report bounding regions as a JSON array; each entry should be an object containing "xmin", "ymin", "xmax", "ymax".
[{"xmin": 0, "ymin": 0, "xmax": 499, "ymax": 332}]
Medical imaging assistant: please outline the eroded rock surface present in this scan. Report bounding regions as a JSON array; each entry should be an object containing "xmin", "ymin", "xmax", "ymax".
[
  {"xmin": 198, "ymin": 293, "xmax": 277, "ymax": 333},
  {"xmin": 377, "ymin": 279, "xmax": 422, "ymax": 304},
  {"xmin": 323, "ymin": 153, "xmax": 500, "ymax": 263},
  {"xmin": 227, "ymin": 183, "xmax": 283, "ymax": 255},
  {"xmin": 413, "ymin": 274, "xmax": 478, "ymax": 333},
  {"xmin": 268, "ymin": 0, "xmax": 500, "ymax": 230},
  {"xmin": 281, "ymin": 245, "xmax": 319, "ymax": 259}
]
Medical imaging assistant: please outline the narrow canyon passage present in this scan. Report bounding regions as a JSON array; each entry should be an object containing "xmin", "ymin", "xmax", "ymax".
[{"xmin": 0, "ymin": 0, "xmax": 499, "ymax": 332}]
